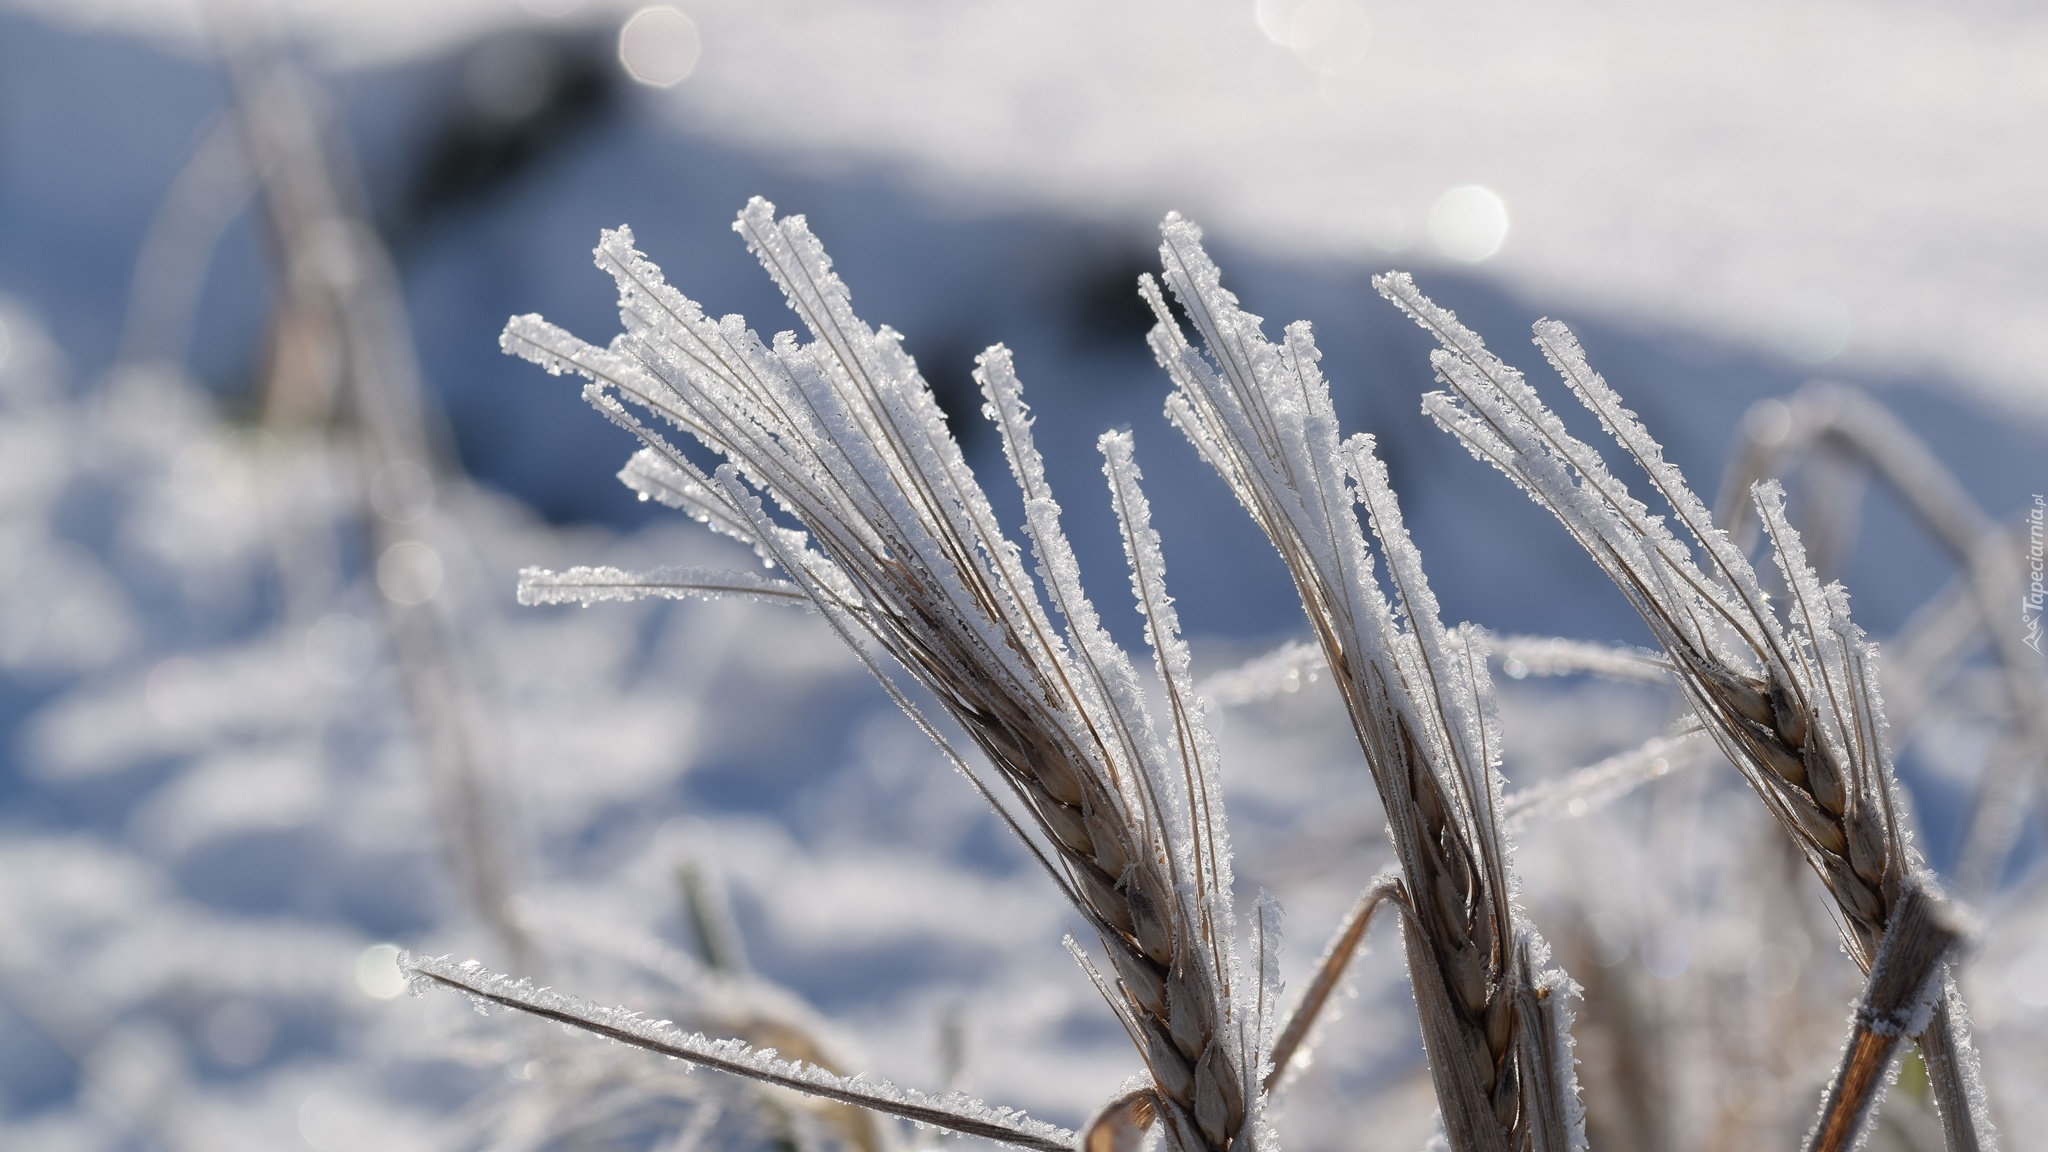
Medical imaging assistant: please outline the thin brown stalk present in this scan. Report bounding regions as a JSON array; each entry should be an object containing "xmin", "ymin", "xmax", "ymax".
[
  {"xmin": 1264, "ymin": 875, "xmax": 1406, "ymax": 1095},
  {"xmin": 1807, "ymin": 887, "xmax": 1968, "ymax": 1152},
  {"xmin": 217, "ymin": 28, "xmax": 536, "ymax": 973},
  {"xmin": 218, "ymin": 38, "xmax": 536, "ymax": 967},
  {"xmin": 672, "ymin": 858, "xmax": 895, "ymax": 1152},
  {"xmin": 405, "ymin": 955, "xmax": 1072, "ymax": 1152}
]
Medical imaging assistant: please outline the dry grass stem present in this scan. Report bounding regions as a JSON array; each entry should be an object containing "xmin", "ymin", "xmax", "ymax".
[
  {"xmin": 1807, "ymin": 887, "xmax": 1970, "ymax": 1152},
  {"xmin": 403, "ymin": 955, "xmax": 1073, "ymax": 1152},
  {"xmin": 1200, "ymin": 631, "xmax": 1667, "ymax": 710},
  {"xmin": 1500, "ymin": 731, "xmax": 1709, "ymax": 830},
  {"xmin": 1263, "ymin": 874, "xmax": 1406, "ymax": 1095},
  {"xmin": 1479, "ymin": 632, "xmax": 1673, "ymax": 685},
  {"xmin": 517, "ymin": 565, "xmax": 809, "ymax": 607},
  {"xmin": 222, "ymin": 32, "xmax": 537, "ymax": 972},
  {"xmin": 1197, "ymin": 639, "xmax": 1325, "ymax": 707}
]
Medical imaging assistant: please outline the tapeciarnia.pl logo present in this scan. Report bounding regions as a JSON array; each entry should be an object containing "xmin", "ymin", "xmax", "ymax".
[{"xmin": 2025, "ymin": 494, "xmax": 2045, "ymax": 655}]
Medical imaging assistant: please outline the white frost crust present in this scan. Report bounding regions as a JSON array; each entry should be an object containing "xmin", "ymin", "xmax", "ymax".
[
  {"xmin": 1753, "ymin": 482, "xmax": 1898, "ymax": 827},
  {"xmin": 1381, "ymin": 275, "xmax": 1911, "ymax": 848},
  {"xmin": 1100, "ymin": 429, "xmax": 1259, "ymax": 1110},
  {"xmin": 1932, "ymin": 973, "xmax": 2000, "ymax": 1152},
  {"xmin": 402, "ymin": 953, "xmax": 1076, "ymax": 1152},
  {"xmin": 1384, "ymin": 275, "xmax": 1766, "ymax": 678},
  {"xmin": 516, "ymin": 565, "xmax": 807, "ymax": 607},
  {"xmin": 500, "ymin": 199, "xmax": 1259, "ymax": 1137},
  {"xmin": 1196, "ymin": 639, "xmax": 1323, "ymax": 707},
  {"xmin": 1382, "ymin": 270, "xmax": 1989, "ymax": 1152},
  {"xmin": 616, "ymin": 447, "xmax": 761, "ymax": 545},
  {"xmin": 1481, "ymin": 632, "xmax": 1672, "ymax": 685},
  {"xmin": 977, "ymin": 344, "xmax": 1163, "ymax": 829},
  {"xmin": 1501, "ymin": 730, "xmax": 1708, "ymax": 829},
  {"xmin": 1150, "ymin": 217, "xmax": 1585, "ymax": 1151}
]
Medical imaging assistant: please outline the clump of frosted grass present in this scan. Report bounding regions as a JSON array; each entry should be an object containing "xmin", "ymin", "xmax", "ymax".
[
  {"xmin": 416, "ymin": 196, "xmax": 2033, "ymax": 1152},
  {"xmin": 497, "ymin": 200, "xmax": 1268, "ymax": 1151},
  {"xmin": 1379, "ymin": 273, "xmax": 1996, "ymax": 1152}
]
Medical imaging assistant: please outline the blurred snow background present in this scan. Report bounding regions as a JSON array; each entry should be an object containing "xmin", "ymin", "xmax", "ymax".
[{"xmin": 0, "ymin": 1, "xmax": 2043, "ymax": 1150}]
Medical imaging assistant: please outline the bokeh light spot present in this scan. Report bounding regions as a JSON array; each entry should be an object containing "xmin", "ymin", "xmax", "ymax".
[
  {"xmin": 355, "ymin": 943, "xmax": 407, "ymax": 1000},
  {"xmin": 376, "ymin": 541, "xmax": 442, "ymax": 605},
  {"xmin": 1256, "ymin": 0, "xmax": 1372, "ymax": 74},
  {"xmin": 1428, "ymin": 185, "xmax": 1510, "ymax": 263},
  {"xmin": 619, "ymin": 7, "xmax": 701, "ymax": 88},
  {"xmin": 369, "ymin": 459, "xmax": 434, "ymax": 523}
]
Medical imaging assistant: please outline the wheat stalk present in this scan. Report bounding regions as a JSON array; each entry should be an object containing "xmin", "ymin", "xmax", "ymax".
[
  {"xmin": 1720, "ymin": 382, "xmax": 2048, "ymax": 902},
  {"xmin": 403, "ymin": 954, "xmax": 1074, "ymax": 1151},
  {"xmin": 501, "ymin": 201, "xmax": 1269, "ymax": 1151},
  {"xmin": 222, "ymin": 36, "xmax": 537, "ymax": 974},
  {"xmin": 1378, "ymin": 273, "xmax": 1997, "ymax": 1152},
  {"xmin": 1804, "ymin": 886, "xmax": 1968, "ymax": 1152},
  {"xmin": 1262, "ymin": 874, "xmax": 1406, "ymax": 1096},
  {"xmin": 1143, "ymin": 217, "xmax": 1584, "ymax": 1152},
  {"xmin": 1200, "ymin": 631, "xmax": 1666, "ymax": 708}
]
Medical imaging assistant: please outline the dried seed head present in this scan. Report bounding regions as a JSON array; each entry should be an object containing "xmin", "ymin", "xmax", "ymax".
[
  {"xmin": 1768, "ymin": 668, "xmax": 1810, "ymax": 748},
  {"xmin": 1801, "ymin": 733, "xmax": 1846, "ymax": 814}
]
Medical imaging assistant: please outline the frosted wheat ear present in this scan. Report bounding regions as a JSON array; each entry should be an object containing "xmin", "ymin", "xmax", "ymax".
[
  {"xmin": 1143, "ymin": 216, "xmax": 1585, "ymax": 1152},
  {"xmin": 1380, "ymin": 273, "xmax": 1995, "ymax": 1152},
  {"xmin": 491, "ymin": 199, "xmax": 1274, "ymax": 1152}
]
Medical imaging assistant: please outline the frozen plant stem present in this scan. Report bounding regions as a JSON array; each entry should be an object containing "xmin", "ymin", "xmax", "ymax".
[
  {"xmin": 1721, "ymin": 382, "xmax": 2048, "ymax": 901},
  {"xmin": 403, "ymin": 954, "xmax": 1075, "ymax": 1152},
  {"xmin": 220, "ymin": 31, "xmax": 535, "ymax": 973},
  {"xmin": 1262, "ymin": 874, "xmax": 1404, "ymax": 1095},
  {"xmin": 1805, "ymin": 886, "xmax": 1967, "ymax": 1152}
]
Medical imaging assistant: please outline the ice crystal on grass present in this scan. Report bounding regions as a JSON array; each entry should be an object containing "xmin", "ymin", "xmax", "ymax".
[
  {"xmin": 1145, "ymin": 215, "xmax": 1585, "ymax": 1152},
  {"xmin": 1381, "ymin": 272, "xmax": 1997, "ymax": 1152},
  {"xmin": 1196, "ymin": 639, "xmax": 1322, "ymax": 707},
  {"xmin": 1479, "ymin": 633, "xmax": 1671, "ymax": 686},
  {"xmin": 517, "ymin": 565, "xmax": 806, "ymax": 607},
  {"xmin": 404, "ymin": 953, "xmax": 1078, "ymax": 1151},
  {"xmin": 1500, "ymin": 731, "xmax": 1708, "ymax": 829},
  {"xmin": 501, "ymin": 200, "xmax": 1268, "ymax": 1151}
]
